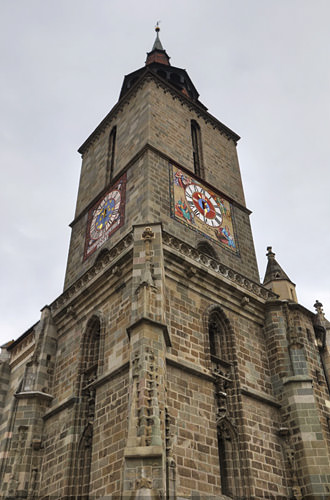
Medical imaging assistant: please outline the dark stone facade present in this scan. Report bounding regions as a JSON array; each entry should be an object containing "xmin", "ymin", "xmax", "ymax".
[{"xmin": 1, "ymin": 34, "xmax": 330, "ymax": 499}]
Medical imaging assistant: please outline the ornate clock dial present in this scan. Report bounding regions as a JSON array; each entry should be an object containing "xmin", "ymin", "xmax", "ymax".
[
  {"xmin": 90, "ymin": 190, "xmax": 121, "ymax": 239},
  {"xmin": 185, "ymin": 184, "xmax": 222, "ymax": 227},
  {"xmin": 84, "ymin": 174, "xmax": 126, "ymax": 260}
]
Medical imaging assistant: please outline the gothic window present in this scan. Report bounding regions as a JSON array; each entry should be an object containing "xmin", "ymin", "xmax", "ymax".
[
  {"xmin": 217, "ymin": 419, "xmax": 241, "ymax": 499},
  {"xmin": 191, "ymin": 120, "xmax": 204, "ymax": 178},
  {"xmin": 208, "ymin": 309, "xmax": 230, "ymax": 364},
  {"xmin": 81, "ymin": 316, "xmax": 101, "ymax": 387},
  {"xmin": 75, "ymin": 316, "xmax": 101, "ymax": 499},
  {"xmin": 107, "ymin": 126, "xmax": 117, "ymax": 184}
]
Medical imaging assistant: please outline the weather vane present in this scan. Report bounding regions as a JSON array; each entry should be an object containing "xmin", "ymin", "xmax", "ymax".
[{"xmin": 155, "ymin": 20, "xmax": 161, "ymax": 32}]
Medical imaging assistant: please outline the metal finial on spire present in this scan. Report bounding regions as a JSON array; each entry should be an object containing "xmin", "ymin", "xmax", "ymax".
[
  {"xmin": 314, "ymin": 300, "xmax": 324, "ymax": 316},
  {"xmin": 266, "ymin": 246, "xmax": 275, "ymax": 259},
  {"xmin": 151, "ymin": 21, "xmax": 164, "ymax": 52}
]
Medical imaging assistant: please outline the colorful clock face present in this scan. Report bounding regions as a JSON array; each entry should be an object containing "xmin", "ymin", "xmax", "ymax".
[
  {"xmin": 90, "ymin": 191, "xmax": 121, "ymax": 239},
  {"xmin": 170, "ymin": 165, "xmax": 238, "ymax": 254},
  {"xmin": 185, "ymin": 184, "xmax": 222, "ymax": 227},
  {"xmin": 84, "ymin": 175, "xmax": 126, "ymax": 260}
]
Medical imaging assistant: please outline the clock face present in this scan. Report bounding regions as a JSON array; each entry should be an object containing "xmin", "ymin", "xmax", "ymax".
[
  {"xmin": 170, "ymin": 165, "xmax": 238, "ymax": 254},
  {"xmin": 84, "ymin": 175, "xmax": 126, "ymax": 260},
  {"xmin": 90, "ymin": 190, "xmax": 121, "ymax": 239},
  {"xmin": 185, "ymin": 184, "xmax": 222, "ymax": 227}
]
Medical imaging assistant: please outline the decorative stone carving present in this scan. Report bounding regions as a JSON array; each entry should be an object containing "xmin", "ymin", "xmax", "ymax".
[
  {"xmin": 212, "ymin": 355, "xmax": 232, "ymax": 424},
  {"xmin": 52, "ymin": 231, "xmax": 133, "ymax": 312},
  {"xmin": 138, "ymin": 227, "xmax": 156, "ymax": 289},
  {"xmin": 163, "ymin": 231, "xmax": 276, "ymax": 301},
  {"xmin": 128, "ymin": 347, "xmax": 162, "ymax": 447},
  {"xmin": 136, "ymin": 477, "xmax": 152, "ymax": 489}
]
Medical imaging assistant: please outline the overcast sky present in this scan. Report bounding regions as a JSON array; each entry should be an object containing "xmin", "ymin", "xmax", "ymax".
[{"xmin": 1, "ymin": 0, "xmax": 329, "ymax": 346}]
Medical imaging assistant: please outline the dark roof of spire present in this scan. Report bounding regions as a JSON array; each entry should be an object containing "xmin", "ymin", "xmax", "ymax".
[{"xmin": 263, "ymin": 246, "xmax": 294, "ymax": 285}]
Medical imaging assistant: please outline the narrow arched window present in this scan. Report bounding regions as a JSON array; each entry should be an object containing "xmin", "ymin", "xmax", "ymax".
[
  {"xmin": 75, "ymin": 316, "xmax": 101, "ymax": 499},
  {"xmin": 82, "ymin": 316, "xmax": 100, "ymax": 387},
  {"xmin": 191, "ymin": 120, "xmax": 204, "ymax": 178},
  {"xmin": 217, "ymin": 420, "xmax": 241, "ymax": 498},
  {"xmin": 107, "ymin": 126, "xmax": 117, "ymax": 184},
  {"xmin": 208, "ymin": 311, "xmax": 229, "ymax": 363}
]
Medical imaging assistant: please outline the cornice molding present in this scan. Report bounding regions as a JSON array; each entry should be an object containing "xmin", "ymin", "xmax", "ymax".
[
  {"xmin": 43, "ymin": 396, "xmax": 79, "ymax": 420},
  {"xmin": 166, "ymin": 353, "xmax": 214, "ymax": 382},
  {"xmin": 51, "ymin": 231, "xmax": 134, "ymax": 315},
  {"xmin": 163, "ymin": 231, "xmax": 277, "ymax": 302},
  {"xmin": 240, "ymin": 386, "xmax": 281, "ymax": 408},
  {"xmin": 15, "ymin": 391, "xmax": 54, "ymax": 402}
]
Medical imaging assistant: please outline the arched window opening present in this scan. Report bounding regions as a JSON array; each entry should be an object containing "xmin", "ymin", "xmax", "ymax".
[
  {"xmin": 208, "ymin": 311, "xmax": 230, "ymax": 364},
  {"xmin": 82, "ymin": 316, "xmax": 101, "ymax": 387},
  {"xmin": 191, "ymin": 120, "xmax": 204, "ymax": 178},
  {"xmin": 74, "ymin": 316, "xmax": 101, "ymax": 499},
  {"xmin": 217, "ymin": 421, "xmax": 241, "ymax": 499},
  {"xmin": 76, "ymin": 423, "xmax": 93, "ymax": 500},
  {"xmin": 197, "ymin": 241, "xmax": 217, "ymax": 259},
  {"xmin": 107, "ymin": 126, "xmax": 117, "ymax": 185}
]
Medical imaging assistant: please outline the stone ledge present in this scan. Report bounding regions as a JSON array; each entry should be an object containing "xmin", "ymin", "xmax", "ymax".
[
  {"xmin": 127, "ymin": 317, "xmax": 171, "ymax": 347},
  {"xmin": 163, "ymin": 232, "xmax": 276, "ymax": 302},
  {"xmin": 283, "ymin": 375, "xmax": 313, "ymax": 385},
  {"xmin": 51, "ymin": 231, "xmax": 133, "ymax": 313},
  {"xmin": 15, "ymin": 391, "xmax": 54, "ymax": 402},
  {"xmin": 43, "ymin": 396, "xmax": 78, "ymax": 420},
  {"xmin": 166, "ymin": 354, "xmax": 214, "ymax": 382},
  {"xmin": 241, "ymin": 385, "xmax": 281, "ymax": 408},
  {"xmin": 90, "ymin": 361, "xmax": 130, "ymax": 389},
  {"xmin": 124, "ymin": 445, "xmax": 163, "ymax": 458}
]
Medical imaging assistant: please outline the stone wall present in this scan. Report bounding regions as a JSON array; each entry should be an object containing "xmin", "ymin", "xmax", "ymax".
[{"xmin": 64, "ymin": 76, "xmax": 259, "ymax": 290}]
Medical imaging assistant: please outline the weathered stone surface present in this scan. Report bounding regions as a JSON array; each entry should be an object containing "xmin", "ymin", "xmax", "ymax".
[{"xmin": 1, "ymin": 36, "xmax": 330, "ymax": 500}]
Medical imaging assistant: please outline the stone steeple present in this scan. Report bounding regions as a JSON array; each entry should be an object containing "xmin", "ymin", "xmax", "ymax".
[{"xmin": 263, "ymin": 246, "xmax": 298, "ymax": 302}]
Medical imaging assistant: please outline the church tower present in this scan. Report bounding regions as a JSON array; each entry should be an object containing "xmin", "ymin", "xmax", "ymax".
[{"xmin": 1, "ymin": 28, "xmax": 330, "ymax": 500}]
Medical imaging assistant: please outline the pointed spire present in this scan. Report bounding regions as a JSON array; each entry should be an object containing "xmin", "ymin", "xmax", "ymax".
[
  {"xmin": 263, "ymin": 247, "xmax": 291, "ymax": 284},
  {"xmin": 263, "ymin": 247, "xmax": 298, "ymax": 302},
  {"xmin": 145, "ymin": 23, "xmax": 170, "ymax": 66},
  {"xmin": 152, "ymin": 22, "xmax": 164, "ymax": 51}
]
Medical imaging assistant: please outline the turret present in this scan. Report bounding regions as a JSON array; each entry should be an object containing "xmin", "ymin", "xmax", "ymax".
[{"xmin": 263, "ymin": 246, "xmax": 297, "ymax": 302}]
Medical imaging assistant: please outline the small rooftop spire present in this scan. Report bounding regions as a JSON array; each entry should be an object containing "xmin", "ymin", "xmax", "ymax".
[
  {"xmin": 152, "ymin": 22, "xmax": 164, "ymax": 51},
  {"xmin": 264, "ymin": 246, "xmax": 291, "ymax": 283},
  {"xmin": 145, "ymin": 23, "xmax": 170, "ymax": 66},
  {"xmin": 263, "ymin": 246, "xmax": 298, "ymax": 302}
]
